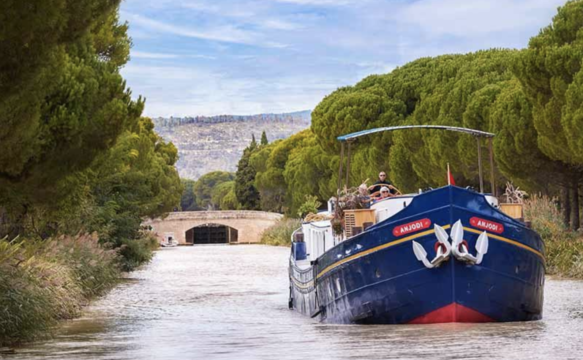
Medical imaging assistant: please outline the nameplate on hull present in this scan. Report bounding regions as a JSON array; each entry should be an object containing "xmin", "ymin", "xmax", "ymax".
[
  {"xmin": 470, "ymin": 217, "xmax": 504, "ymax": 234},
  {"xmin": 393, "ymin": 218, "xmax": 431, "ymax": 237}
]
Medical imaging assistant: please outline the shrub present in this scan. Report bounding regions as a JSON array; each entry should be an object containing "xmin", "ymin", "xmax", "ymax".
[
  {"xmin": 297, "ymin": 195, "xmax": 321, "ymax": 218},
  {"xmin": 261, "ymin": 218, "xmax": 302, "ymax": 246},
  {"xmin": 524, "ymin": 195, "xmax": 583, "ymax": 278},
  {"xmin": 117, "ymin": 234, "xmax": 159, "ymax": 272}
]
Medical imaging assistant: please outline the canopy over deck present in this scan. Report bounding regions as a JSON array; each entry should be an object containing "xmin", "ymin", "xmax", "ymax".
[
  {"xmin": 334, "ymin": 125, "xmax": 496, "ymax": 196},
  {"xmin": 337, "ymin": 125, "xmax": 495, "ymax": 142}
]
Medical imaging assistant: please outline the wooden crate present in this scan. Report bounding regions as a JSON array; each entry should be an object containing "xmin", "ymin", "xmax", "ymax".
[
  {"xmin": 500, "ymin": 203, "xmax": 523, "ymax": 219},
  {"xmin": 344, "ymin": 209, "xmax": 376, "ymax": 237}
]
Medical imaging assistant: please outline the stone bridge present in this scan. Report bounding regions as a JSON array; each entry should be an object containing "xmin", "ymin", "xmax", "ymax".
[{"xmin": 144, "ymin": 211, "xmax": 284, "ymax": 245}]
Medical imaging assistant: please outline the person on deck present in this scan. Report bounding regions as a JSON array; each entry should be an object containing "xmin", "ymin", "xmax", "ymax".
[
  {"xmin": 373, "ymin": 186, "xmax": 392, "ymax": 202},
  {"xmin": 369, "ymin": 172, "xmax": 396, "ymax": 197}
]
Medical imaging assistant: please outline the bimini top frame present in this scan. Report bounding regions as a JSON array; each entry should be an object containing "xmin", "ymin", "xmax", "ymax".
[
  {"xmin": 337, "ymin": 125, "xmax": 494, "ymax": 142},
  {"xmin": 335, "ymin": 125, "xmax": 496, "ymax": 198}
]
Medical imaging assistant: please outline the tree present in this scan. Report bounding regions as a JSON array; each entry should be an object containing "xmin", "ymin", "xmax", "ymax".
[
  {"xmin": 513, "ymin": 0, "xmax": 583, "ymax": 228},
  {"xmin": 491, "ymin": 80, "xmax": 562, "ymax": 193},
  {"xmin": 260, "ymin": 131, "xmax": 269, "ymax": 146},
  {"xmin": 220, "ymin": 186, "xmax": 240, "ymax": 210},
  {"xmin": 0, "ymin": 2, "xmax": 144, "ymax": 236},
  {"xmin": 235, "ymin": 137, "xmax": 261, "ymax": 210},
  {"xmin": 193, "ymin": 171, "xmax": 234, "ymax": 210},
  {"xmin": 180, "ymin": 179, "xmax": 198, "ymax": 211},
  {"xmin": 210, "ymin": 181, "xmax": 240, "ymax": 210},
  {"xmin": 86, "ymin": 117, "xmax": 182, "ymax": 245}
]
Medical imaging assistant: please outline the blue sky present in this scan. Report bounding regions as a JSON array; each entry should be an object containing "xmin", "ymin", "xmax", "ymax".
[{"xmin": 119, "ymin": 0, "xmax": 566, "ymax": 117}]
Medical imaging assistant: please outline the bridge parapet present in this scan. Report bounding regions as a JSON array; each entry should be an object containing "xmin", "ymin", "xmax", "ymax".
[
  {"xmin": 161, "ymin": 211, "xmax": 283, "ymax": 221},
  {"xmin": 145, "ymin": 211, "xmax": 284, "ymax": 245}
]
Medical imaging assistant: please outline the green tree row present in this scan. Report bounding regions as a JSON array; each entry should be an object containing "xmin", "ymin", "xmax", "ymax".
[
  {"xmin": 204, "ymin": 0, "xmax": 583, "ymax": 229},
  {"xmin": 0, "ymin": 1, "xmax": 182, "ymax": 265}
]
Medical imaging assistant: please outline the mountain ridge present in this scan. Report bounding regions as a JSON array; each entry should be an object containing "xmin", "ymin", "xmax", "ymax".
[{"xmin": 154, "ymin": 110, "xmax": 311, "ymax": 180}]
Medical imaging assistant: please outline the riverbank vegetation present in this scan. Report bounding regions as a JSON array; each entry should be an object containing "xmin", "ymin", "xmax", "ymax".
[
  {"xmin": 260, "ymin": 218, "xmax": 303, "ymax": 246},
  {"xmin": 0, "ymin": 0, "xmax": 181, "ymax": 346},
  {"xmin": 525, "ymin": 196, "xmax": 583, "ymax": 278},
  {"xmin": 188, "ymin": 1, "xmax": 583, "ymax": 278},
  {"xmin": 0, "ymin": 235, "xmax": 123, "ymax": 345}
]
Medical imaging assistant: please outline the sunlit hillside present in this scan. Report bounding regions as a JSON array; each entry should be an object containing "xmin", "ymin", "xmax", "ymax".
[{"xmin": 154, "ymin": 111, "xmax": 311, "ymax": 179}]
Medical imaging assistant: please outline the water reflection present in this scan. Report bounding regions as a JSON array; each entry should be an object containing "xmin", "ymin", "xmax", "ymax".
[{"xmin": 8, "ymin": 246, "xmax": 583, "ymax": 360}]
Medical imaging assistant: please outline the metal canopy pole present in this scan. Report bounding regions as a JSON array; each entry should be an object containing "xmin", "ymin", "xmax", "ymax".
[
  {"xmin": 345, "ymin": 141, "xmax": 352, "ymax": 190},
  {"xmin": 336, "ymin": 142, "xmax": 345, "ymax": 213},
  {"xmin": 488, "ymin": 137, "xmax": 496, "ymax": 197},
  {"xmin": 476, "ymin": 137, "xmax": 484, "ymax": 193}
]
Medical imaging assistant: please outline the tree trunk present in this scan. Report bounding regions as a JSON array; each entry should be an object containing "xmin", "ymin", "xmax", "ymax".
[
  {"xmin": 562, "ymin": 185, "xmax": 571, "ymax": 229},
  {"xmin": 572, "ymin": 172, "xmax": 580, "ymax": 231}
]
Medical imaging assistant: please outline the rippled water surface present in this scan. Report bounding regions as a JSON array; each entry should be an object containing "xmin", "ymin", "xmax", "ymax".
[{"xmin": 7, "ymin": 246, "xmax": 583, "ymax": 360}]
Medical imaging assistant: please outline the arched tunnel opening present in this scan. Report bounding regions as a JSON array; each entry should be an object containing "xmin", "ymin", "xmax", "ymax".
[{"xmin": 185, "ymin": 223, "xmax": 238, "ymax": 244}]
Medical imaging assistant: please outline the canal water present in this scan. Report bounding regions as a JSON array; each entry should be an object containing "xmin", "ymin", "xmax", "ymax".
[{"xmin": 7, "ymin": 246, "xmax": 583, "ymax": 360}]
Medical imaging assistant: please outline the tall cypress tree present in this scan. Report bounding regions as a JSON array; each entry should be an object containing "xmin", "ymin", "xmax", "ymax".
[
  {"xmin": 235, "ymin": 137, "xmax": 261, "ymax": 210},
  {"xmin": 260, "ymin": 131, "xmax": 269, "ymax": 146}
]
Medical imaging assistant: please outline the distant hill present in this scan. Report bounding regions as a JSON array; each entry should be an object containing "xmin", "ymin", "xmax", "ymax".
[{"xmin": 154, "ymin": 110, "xmax": 311, "ymax": 180}]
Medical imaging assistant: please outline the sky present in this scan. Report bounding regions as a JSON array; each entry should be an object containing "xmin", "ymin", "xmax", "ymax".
[{"xmin": 119, "ymin": 0, "xmax": 566, "ymax": 117}]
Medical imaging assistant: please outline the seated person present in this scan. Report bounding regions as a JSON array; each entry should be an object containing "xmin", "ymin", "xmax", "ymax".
[
  {"xmin": 373, "ymin": 186, "xmax": 393, "ymax": 202},
  {"xmin": 369, "ymin": 172, "xmax": 397, "ymax": 197},
  {"xmin": 357, "ymin": 183, "xmax": 372, "ymax": 209}
]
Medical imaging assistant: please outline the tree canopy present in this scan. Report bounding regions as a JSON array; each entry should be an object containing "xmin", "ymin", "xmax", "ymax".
[{"xmin": 0, "ymin": 1, "xmax": 182, "ymax": 249}]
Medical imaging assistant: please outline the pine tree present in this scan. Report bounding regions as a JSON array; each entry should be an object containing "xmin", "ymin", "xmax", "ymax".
[
  {"xmin": 512, "ymin": 0, "xmax": 583, "ymax": 228},
  {"xmin": 260, "ymin": 131, "xmax": 268, "ymax": 146}
]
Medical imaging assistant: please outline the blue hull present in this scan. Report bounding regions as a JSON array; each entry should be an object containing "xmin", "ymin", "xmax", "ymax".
[{"xmin": 289, "ymin": 186, "xmax": 545, "ymax": 324}]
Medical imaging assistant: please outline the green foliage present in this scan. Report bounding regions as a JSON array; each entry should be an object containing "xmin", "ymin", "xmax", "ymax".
[
  {"xmin": 220, "ymin": 185, "xmax": 241, "ymax": 210},
  {"xmin": 117, "ymin": 234, "xmax": 159, "ymax": 272},
  {"xmin": 491, "ymin": 80, "xmax": 561, "ymax": 192},
  {"xmin": 297, "ymin": 195, "xmax": 322, "ymax": 218},
  {"xmin": 211, "ymin": 181, "xmax": 240, "ymax": 210},
  {"xmin": 235, "ymin": 138, "xmax": 261, "ymax": 210},
  {"xmin": 180, "ymin": 179, "xmax": 198, "ymax": 211},
  {"xmin": 260, "ymin": 218, "xmax": 303, "ymax": 246},
  {"xmin": 0, "ymin": 0, "xmax": 182, "ymax": 346},
  {"xmin": 260, "ymin": 131, "xmax": 269, "ymax": 146},
  {"xmin": 514, "ymin": 0, "xmax": 583, "ymax": 165},
  {"xmin": 0, "ymin": 0, "xmax": 181, "ymax": 270},
  {"xmin": 283, "ymin": 132, "xmax": 335, "ymax": 215},
  {"xmin": 86, "ymin": 117, "xmax": 182, "ymax": 248},
  {"xmin": 0, "ymin": 2, "xmax": 144, "ymax": 215},
  {"xmin": 511, "ymin": 0, "xmax": 583, "ymax": 228},
  {"xmin": 193, "ymin": 171, "xmax": 234, "ymax": 210}
]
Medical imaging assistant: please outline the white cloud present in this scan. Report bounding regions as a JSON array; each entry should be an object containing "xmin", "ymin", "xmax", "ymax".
[
  {"xmin": 131, "ymin": 51, "xmax": 179, "ymax": 59},
  {"xmin": 395, "ymin": 0, "xmax": 565, "ymax": 38},
  {"xmin": 123, "ymin": 12, "xmax": 287, "ymax": 48},
  {"xmin": 262, "ymin": 19, "xmax": 302, "ymax": 30},
  {"xmin": 121, "ymin": 64, "xmax": 343, "ymax": 117}
]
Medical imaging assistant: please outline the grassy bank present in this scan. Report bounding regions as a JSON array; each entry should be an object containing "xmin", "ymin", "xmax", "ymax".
[
  {"xmin": 0, "ymin": 234, "xmax": 158, "ymax": 347},
  {"xmin": 261, "ymin": 218, "xmax": 302, "ymax": 246},
  {"xmin": 524, "ymin": 196, "xmax": 583, "ymax": 278}
]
